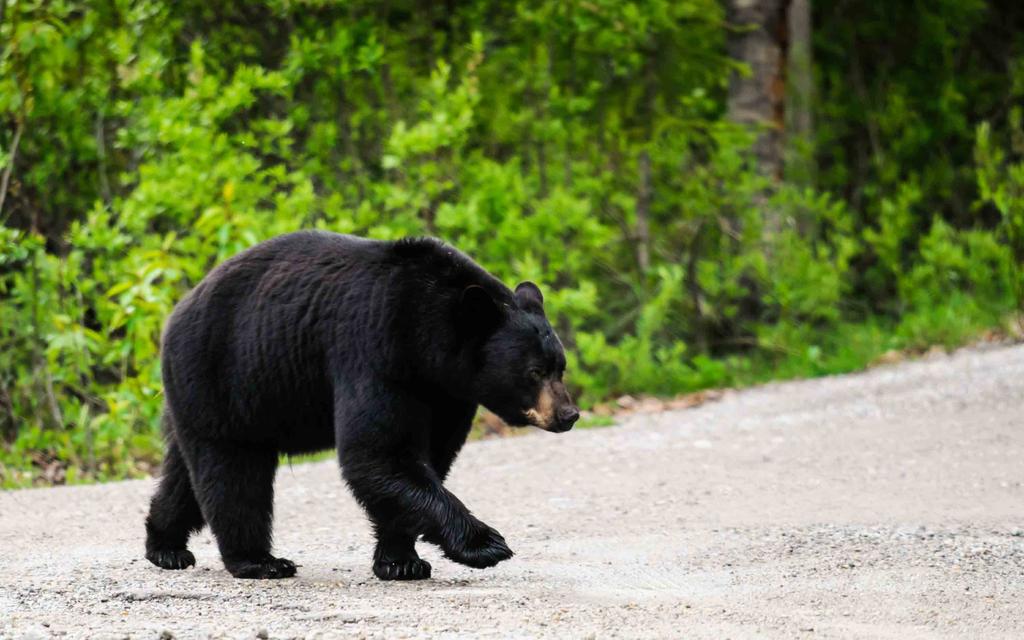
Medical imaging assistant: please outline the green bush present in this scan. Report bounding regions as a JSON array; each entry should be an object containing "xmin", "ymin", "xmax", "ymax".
[{"xmin": 1, "ymin": 1, "xmax": 1021, "ymax": 487}]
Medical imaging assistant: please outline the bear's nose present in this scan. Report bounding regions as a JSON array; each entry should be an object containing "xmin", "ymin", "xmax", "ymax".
[{"xmin": 557, "ymin": 406, "xmax": 580, "ymax": 426}]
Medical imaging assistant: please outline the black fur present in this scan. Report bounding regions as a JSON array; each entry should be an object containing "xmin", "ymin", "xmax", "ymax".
[{"xmin": 144, "ymin": 231, "xmax": 579, "ymax": 580}]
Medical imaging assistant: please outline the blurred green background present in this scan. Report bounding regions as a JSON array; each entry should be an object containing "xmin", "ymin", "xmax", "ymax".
[{"xmin": 1, "ymin": 0, "xmax": 1022, "ymax": 486}]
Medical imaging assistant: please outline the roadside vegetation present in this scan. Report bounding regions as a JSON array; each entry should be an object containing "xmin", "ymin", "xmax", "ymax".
[{"xmin": 2, "ymin": 1, "xmax": 1022, "ymax": 487}]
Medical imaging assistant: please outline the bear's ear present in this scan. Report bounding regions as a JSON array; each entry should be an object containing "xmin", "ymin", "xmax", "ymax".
[
  {"xmin": 457, "ymin": 285, "xmax": 503, "ymax": 336},
  {"xmin": 514, "ymin": 281, "xmax": 545, "ymax": 315}
]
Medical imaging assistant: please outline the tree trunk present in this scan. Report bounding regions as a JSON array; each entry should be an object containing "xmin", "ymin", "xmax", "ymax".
[
  {"xmin": 785, "ymin": 0, "xmax": 813, "ymax": 185},
  {"xmin": 636, "ymin": 149, "xmax": 651, "ymax": 274},
  {"xmin": 726, "ymin": 0, "xmax": 792, "ymax": 183}
]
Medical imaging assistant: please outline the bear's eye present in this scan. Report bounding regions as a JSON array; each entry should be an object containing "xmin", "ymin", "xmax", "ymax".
[{"xmin": 528, "ymin": 368, "xmax": 545, "ymax": 382}]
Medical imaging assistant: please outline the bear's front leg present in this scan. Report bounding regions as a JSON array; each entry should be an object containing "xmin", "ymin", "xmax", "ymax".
[
  {"xmin": 339, "ymin": 449, "xmax": 513, "ymax": 577},
  {"xmin": 336, "ymin": 389, "xmax": 513, "ymax": 579}
]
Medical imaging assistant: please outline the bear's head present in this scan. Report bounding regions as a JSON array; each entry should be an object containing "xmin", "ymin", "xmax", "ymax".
[{"xmin": 458, "ymin": 281, "xmax": 580, "ymax": 432}]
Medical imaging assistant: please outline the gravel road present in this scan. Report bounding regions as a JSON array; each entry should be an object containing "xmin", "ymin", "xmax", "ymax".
[{"xmin": 2, "ymin": 344, "xmax": 1023, "ymax": 639}]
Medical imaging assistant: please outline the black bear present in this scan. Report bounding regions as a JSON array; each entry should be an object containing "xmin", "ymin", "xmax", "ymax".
[{"xmin": 144, "ymin": 231, "xmax": 579, "ymax": 580}]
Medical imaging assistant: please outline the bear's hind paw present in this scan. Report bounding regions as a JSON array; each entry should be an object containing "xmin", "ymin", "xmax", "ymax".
[
  {"xmin": 146, "ymin": 548, "xmax": 196, "ymax": 571},
  {"xmin": 226, "ymin": 556, "xmax": 297, "ymax": 579}
]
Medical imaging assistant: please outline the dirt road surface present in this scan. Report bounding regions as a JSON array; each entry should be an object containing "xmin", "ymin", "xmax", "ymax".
[{"xmin": 2, "ymin": 345, "xmax": 1023, "ymax": 639}]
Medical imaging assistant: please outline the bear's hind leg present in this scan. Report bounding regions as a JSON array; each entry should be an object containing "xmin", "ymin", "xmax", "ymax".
[
  {"xmin": 145, "ymin": 439, "xmax": 204, "ymax": 570},
  {"xmin": 372, "ymin": 527, "xmax": 431, "ymax": 581},
  {"xmin": 191, "ymin": 441, "xmax": 296, "ymax": 579}
]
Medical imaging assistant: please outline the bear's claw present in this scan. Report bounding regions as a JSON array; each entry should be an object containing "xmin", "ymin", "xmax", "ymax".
[{"xmin": 373, "ymin": 557, "xmax": 432, "ymax": 580}]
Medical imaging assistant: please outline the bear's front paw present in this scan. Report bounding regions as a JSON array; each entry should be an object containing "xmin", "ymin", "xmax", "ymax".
[
  {"xmin": 441, "ymin": 524, "xmax": 514, "ymax": 569},
  {"xmin": 373, "ymin": 557, "xmax": 432, "ymax": 581}
]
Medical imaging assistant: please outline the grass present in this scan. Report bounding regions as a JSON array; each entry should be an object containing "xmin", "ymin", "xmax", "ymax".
[{"xmin": 733, "ymin": 294, "xmax": 1019, "ymax": 388}]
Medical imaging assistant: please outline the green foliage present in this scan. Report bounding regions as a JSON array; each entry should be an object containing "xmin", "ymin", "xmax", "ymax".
[
  {"xmin": 1, "ymin": 1, "xmax": 1021, "ymax": 487},
  {"xmin": 975, "ymin": 110, "xmax": 1024, "ymax": 303}
]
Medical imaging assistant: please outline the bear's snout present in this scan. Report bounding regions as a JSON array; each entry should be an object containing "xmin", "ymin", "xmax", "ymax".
[
  {"xmin": 549, "ymin": 404, "xmax": 580, "ymax": 432},
  {"xmin": 526, "ymin": 380, "xmax": 579, "ymax": 432},
  {"xmin": 557, "ymin": 405, "xmax": 580, "ymax": 425}
]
